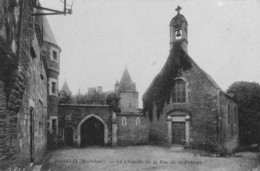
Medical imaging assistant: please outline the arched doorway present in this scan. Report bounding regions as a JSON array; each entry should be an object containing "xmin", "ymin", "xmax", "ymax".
[{"xmin": 80, "ymin": 117, "xmax": 104, "ymax": 147}]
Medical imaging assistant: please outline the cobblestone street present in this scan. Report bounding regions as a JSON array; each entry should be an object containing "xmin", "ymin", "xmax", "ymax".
[{"xmin": 39, "ymin": 146, "xmax": 259, "ymax": 171}]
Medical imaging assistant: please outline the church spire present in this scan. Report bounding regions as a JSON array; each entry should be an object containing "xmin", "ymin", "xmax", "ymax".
[{"xmin": 61, "ymin": 79, "xmax": 71, "ymax": 95}]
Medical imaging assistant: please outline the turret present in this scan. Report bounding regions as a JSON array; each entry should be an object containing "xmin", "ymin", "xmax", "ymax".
[
  {"xmin": 169, "ymin": 6, "xmax": 188, "ymax": 52},
  {"xmin": 117, "ymin": 67, "xmax": 139, "ymax": 113},
  {"xmin": 42, "ymin": 16, "xmax": 61, "ymax": 147}
]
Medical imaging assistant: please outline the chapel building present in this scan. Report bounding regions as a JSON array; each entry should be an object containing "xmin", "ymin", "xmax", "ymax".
[{"xmin": 143, "ymin": 6, "xmax": 239, "ymax": 154}]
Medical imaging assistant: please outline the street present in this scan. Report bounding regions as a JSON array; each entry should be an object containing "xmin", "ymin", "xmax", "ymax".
[{"xmin": 40, "ymin": 146, "xmax": 259, "ymax": 171}]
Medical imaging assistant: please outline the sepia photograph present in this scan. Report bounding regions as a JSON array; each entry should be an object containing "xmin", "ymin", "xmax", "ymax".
[{"xmin": 0, "ymin": 0, "xmax": 259, "ymax": 170}]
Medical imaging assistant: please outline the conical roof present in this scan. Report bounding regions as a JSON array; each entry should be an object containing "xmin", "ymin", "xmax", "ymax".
[
  {"xmin": 120, "ymin": 67, "xmax": 133, "ymax": 85},
  {"xmin": 61, "ymin": 79, "xmax": 71, "ymax": 95},
  {"xmin": 42, "ymin": 16, "xmax": 58, "ymax": 46},
  {"xmin": 119, "ymin": 67, "xmax": 137, "ymax": 92}
]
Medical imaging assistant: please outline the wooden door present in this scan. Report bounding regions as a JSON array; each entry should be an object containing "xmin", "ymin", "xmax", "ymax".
[{"xmin": 172, "ymin": 122, "xmax": 185, "ymax": 145}]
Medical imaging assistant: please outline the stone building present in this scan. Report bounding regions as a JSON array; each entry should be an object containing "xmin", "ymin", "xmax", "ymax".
[
  {"xmin": 0, "ymin": 0, "xmax": 61, "ymax": 170},
  {"xmin": 116, "ymin": 67, "xmax": 139, "ymax": 113},
  {"xmin": 58, "ymin": 68, "xmax": 148, "ymax": 148},
  {"xmin": 143, "ymin": 7, "xmax": 239, "ymax": 154}
]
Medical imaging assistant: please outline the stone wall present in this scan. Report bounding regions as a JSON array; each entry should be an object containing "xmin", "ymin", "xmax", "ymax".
[
  {"xmin": 0, "ymin": 0, "xmax": 50, "ymax": 169},
  {"xmin": 16, "ymin": 19, "xmax": 48, "ymax": 167},
  {"xmin": 219, "ymin": 92, "xmax": 239, "ymax": 153},
  {"xmin": 117, "ymin": 113, "xmax": 149, "ymax": 145},
  {"xmin": 0, "ymin": 0, "xmax": 26, "ymax": 169},
  {"xmin": 148, "ymin": 60, "xmax": 220, "ymax": 151},
  {"xmin": 58, "ymin": 104, "xmax": 112, "ymax": 146},
  {"xmin": 119, "ymin": 92, "xmax": 138, "ymax": 113}
]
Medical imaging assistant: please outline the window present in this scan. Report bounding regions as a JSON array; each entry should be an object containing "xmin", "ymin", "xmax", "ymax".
[
  {"xmin": 52, "ymin": 118, "xmax": 57, "ymax": 133},
  {"xmin": 228, "ymin": 103, "xmax": 231, "ymax": 124},
  {"xmin": 136, "ymin": 117, "xmax": 141, "ymax": 126},
  {"xmin": 122, "ymin": 117, "xmax": 127, "ymax": 126},
  {"xmin": 53, "ymin": 50, "xmax": 57, "ymax": 61},
  {"xmin": 52, "ymin": 82, "xmax": 56, "ymax": 94},
  {"xmin": 234, "ymin": 106, "xmax": 237, "ymax": 124},
  {"xmin": 40, "ymin": 74, "xmax": 44, "ymax": 80},
  {"xmin": 177, "ymin": 67, "xmax": 182, "ymax": 76},
  {"xmin": 172, "ymin": 79, "xmax": 186, "ymax": 103}
]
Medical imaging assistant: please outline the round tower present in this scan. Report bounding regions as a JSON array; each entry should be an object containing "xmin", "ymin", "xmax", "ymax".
[
  {"xmin": 169, "ymin": 6, "xmax": 188, "ymax": 52},
  {"xmin": 42, "ymin": 16, "xmax": 61, "ymax": 147}
]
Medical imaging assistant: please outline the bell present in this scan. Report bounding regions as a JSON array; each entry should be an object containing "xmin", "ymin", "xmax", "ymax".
[{"xmin": 176, "ymin": 30, "xmax": 181, "ymax": 37}]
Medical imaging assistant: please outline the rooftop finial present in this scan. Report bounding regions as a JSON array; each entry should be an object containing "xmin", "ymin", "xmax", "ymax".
[{"xmin": 175, "ymin": 5, "xmax": 182, "ymax": 14}]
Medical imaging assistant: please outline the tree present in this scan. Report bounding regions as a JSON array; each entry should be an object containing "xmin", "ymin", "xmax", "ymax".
[{"xmin": 227, "ymin": 81, "xmax": 260, "ymax": 146}]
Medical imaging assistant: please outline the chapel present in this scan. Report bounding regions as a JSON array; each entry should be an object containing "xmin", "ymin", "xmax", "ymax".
[{"xmin": 143, "ymin": 6, "xmax": 239, "ymax": 153}]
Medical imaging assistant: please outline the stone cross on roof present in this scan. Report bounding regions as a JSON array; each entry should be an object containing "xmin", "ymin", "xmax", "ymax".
[{"xmin": 175, "ymin": 6, "xmax": 182, "ymax": 14}]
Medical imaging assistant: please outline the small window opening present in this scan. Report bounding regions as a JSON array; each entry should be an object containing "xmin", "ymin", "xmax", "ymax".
[
  {"xmin": 136, "ymin": 117, "xmax": 141, "ymax": 126},
  {"xmin": 122, "ymin": 117, "xmax": 127, "ymax": 126},
  {"xmin": 52, "ymin": 119, "xmax": 57, "ymax": 133},
  {"xmin": 177, "ymin": 67, "xmax": 182, "ymax": 76},
  {"xmin": 52, "ymin": 82, "xmax": 56, "ymax": 93},
  {"xmin": 40, "ymin": 74, "xmax": 44, "ymax": 80},
  {"xmin": 53, "ymin": 50, "xmax": 57, "ymax": 61},
  {"xmin": 228, "ymin": 103, "xmax": 231, "ymax": 124}
]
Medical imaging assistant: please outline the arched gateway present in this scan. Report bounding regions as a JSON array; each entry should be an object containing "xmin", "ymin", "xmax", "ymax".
[{"xmin": 77, "ymin": 114, "xmax": 108, "ymax": 147}]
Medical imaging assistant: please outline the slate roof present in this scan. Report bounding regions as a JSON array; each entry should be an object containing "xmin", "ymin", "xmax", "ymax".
[
  {"xmin": 119, "ymin": 67, "xmax": 137, "ymax": 92},
  {"xmin": 61, "ymin": 80, "xmax": 71, "ymax": 94},
  {"xmin": 42, "ymin": 16, "xmax": 58, "ymax": 46}
]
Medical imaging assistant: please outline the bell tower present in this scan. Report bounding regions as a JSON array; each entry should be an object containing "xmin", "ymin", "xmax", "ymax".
[{"xmin": 169, "ymin": 6, "xmax": 188, "ymax": 52}]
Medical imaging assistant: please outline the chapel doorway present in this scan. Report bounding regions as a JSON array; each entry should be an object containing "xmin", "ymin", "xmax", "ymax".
[
  {"xmin": 80, "ymin": 117, "xmax": 104, "ymax": 147},
  {"xmin": 64, "ymin": 127, "xmax": 73, "ymax": 146},
  {"xmin": 172, "ymin": 122, "xmax": 185, "ymax": 145}
]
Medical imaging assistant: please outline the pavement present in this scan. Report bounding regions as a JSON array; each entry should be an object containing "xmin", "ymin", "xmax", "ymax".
[{"xmin": 38, "ymin": 145, "xmax": 259, "ymax": 171}]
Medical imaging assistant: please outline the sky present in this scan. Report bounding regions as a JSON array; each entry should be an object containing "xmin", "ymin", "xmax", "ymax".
[{"xmin": 40, "ymin": 0, "xmax": 260, "ymax": 107}]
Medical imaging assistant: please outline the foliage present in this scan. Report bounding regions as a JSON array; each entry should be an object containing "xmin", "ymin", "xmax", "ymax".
[
  {"xmin": 59, "ymin": 91, "xmax": 72, "ymax": 104},
  {"xmin": 227, "ymin": 81, "xmax": 260, "ymax": 145},
  {"xmin": 106, "ymin": 93, "xmax": 121, "ymax": 112},
  {"xmin": 142, "ymin": 40, "xmax": 192, "ymax": 121}
]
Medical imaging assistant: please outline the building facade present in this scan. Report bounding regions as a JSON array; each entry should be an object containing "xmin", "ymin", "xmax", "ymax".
[
  {"xmin": 0, "ymin": 0, "xmax": 61, "ymax": 170},
  {"xmin": 116, "ymin": 67, "xmax": 139, "ymax": 113},
  {"xmin": 58, "ymin": 69, "xmax": 148, "ymax": 148},
  {"xmin": 143, "ymin": 8, "xmax": 239, "ymax": 154}
]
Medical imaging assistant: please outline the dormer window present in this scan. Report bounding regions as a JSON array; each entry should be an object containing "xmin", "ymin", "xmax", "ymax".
[
  {"xmin": 172, "ymin": 79, "xmax": 186, "ymax": 103},
  {"xmin": 53, "ymin": 50, "xmax": 57, "ymax": 61}
]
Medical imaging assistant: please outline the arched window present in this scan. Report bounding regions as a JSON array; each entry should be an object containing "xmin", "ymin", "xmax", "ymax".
[
  {"xmin": 172, "ymin": 79, "xmax": 186, "ymax": 103},
  {"xmin": 122, "ymin": 117, "xmax": 127, "ymax": 126},
  {"xmin": 136, "ymin": 117, "xmax": 141, "ymax": 126}
]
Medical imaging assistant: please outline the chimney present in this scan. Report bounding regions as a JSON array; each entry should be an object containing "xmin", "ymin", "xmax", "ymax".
[{"xmin": 97, "ymin": 86, "xmax": 103, "ymax": 94}]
